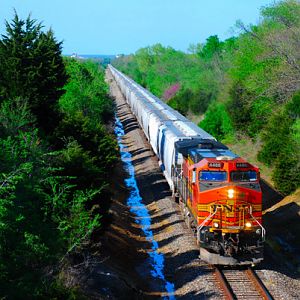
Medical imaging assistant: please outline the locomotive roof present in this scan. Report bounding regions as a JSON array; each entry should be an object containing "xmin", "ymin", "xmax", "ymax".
[
  {"xmin": 188, "ymin": 148, "xmax": 239, "ymax": 163},
  {"xmin": 175, "ymin": 139, "xmax": 227, "ymax": 155},
  {"xmin": 175, "ymin": 138, "xmax": 239, "ymax": 162}
]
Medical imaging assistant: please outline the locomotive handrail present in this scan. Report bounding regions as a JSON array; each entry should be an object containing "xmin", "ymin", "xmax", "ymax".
[
  {"xmin": 249, "ymin": 206, "xmax": 266, "ymax": 242},
  {"xmin": 197, "ymin": 206, "xmax": 220, "ymax": 239}
]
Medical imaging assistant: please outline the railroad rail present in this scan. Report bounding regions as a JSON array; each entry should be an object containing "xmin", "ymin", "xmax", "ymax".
[{"xmin": 215, "ymin": 267, "xmax": 274, "ymax": 300}]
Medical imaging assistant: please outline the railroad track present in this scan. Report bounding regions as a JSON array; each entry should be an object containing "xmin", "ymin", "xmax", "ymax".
[{"xmin": 215, "ymin": 266, "xmax": 274, "ymax": 300}]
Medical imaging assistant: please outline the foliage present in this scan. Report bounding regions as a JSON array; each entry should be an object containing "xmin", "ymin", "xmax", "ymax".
[
  {"xmin": 0, "ymin": 13, "xmax": 117, "ymax": 299},
  {"xmin": 60, "ymin": 59, "xmax": 114, "ymax": 124},
  {"xmin": 197, "ymin": 35, "xmax": 224, "ymax": 60},
  {"xmin": 0, "ymin": 127, "xmax": 61, "ymax": 297},
  {"xmin": 0, "ymin": 97, "xmax": 35, "ymax": 137},
  {"xmin": 199, "ymin": 102, "xmax": 234, "ymax": 141},
  {"xmin": 168, "ymin": 87, "xmax": 214, "ymax": 115},
  {"xmin": 57, "ymin": 59, "xmax": 118, "ymax": 181},
  {"xmin": 167, "ymin": 89, "xmax": 191, "ymax": 115},
  {"xmin": 258, "ymin": 93, "xmax": 300, "ymax": 194},
  {"xmin": 257, "ymin": 109, "xmax": 292, "ymax": 165},
  {"xmin": 54, "ymin": 58, "xmax": 118, "ymax": 245},
  {"xmin": 0, "ymin": 13, "xmax": 68, "ymax": 134},
  {"xmin": 272, "ymin": 147, "xmax": 300, "ymax": 195},
  {"xmin": 113, "ymin": 43, "xmax": 204, "ymax": 97}
]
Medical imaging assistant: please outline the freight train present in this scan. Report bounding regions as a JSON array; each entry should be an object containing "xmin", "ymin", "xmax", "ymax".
[{"xmin": 109, "ymin": 65, "xmax": 265, "ymax": 265}]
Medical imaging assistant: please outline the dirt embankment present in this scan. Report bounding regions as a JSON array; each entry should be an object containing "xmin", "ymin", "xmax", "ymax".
[{"xmin": 263, "ymin": 189, "xmax": 300, "ymax": 273}]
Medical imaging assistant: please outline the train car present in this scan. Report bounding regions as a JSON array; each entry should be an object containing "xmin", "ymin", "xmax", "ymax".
[
  {"xmin": 109, "ymin": 65, "xmax": 265, "ymax": 265},
  {"xmin": 174, "ymin": 139, "xmax": 265, "ymax": 265}
]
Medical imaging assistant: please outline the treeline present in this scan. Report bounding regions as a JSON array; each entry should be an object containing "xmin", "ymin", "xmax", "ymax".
[
  {"xmin": 0, "ymin": 14, "xmax": 117, "ymax": 298},
  {"xmin": 113, "ymin": 0, "xmax": 300, "ymax": 195}
]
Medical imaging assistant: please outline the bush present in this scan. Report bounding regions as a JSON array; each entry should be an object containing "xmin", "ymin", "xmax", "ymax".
[
  {"xmin": 57, "ymin": 140, "xmax": 104, "ymax": 189},
  {"xmin": 272, "ymin": 147, "xmax": 300, "ymax": 195},
  {"xmin": 257, "ymin": 108, "xmax": 293, "ymax": 165},
  {"xmin": 168, "ymin": 88, "xmax": 214, "ymax": 116},
  {"xmin": 199, "ymin": 102, "xmax": 234, "ymax": 140},
  {"xmin": 56, "ymin": 112, "xmax": 118, "ymax": 171},
  {"xmin": 168, "ymin": 89, "xmax": 191, "ymax": 115},
  {"xmin": 227, "ymin": 81, "xmax": 253, "ymax": 133},
  {"xmin": 258, "ymin": 96, "xmax": 300, "ymax": 195},
  {"xmin": 60, "ymin": 59, "xmax": 114, "ymax": 125},
  {"xmin": 189, "ymin": 88, "xmax": 214, "ymax": 114}
]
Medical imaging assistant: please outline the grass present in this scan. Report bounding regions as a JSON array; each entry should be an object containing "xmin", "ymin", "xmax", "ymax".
[{"xmin": 226, "ymin": 135, "xmax": 274, "ymax": 185}]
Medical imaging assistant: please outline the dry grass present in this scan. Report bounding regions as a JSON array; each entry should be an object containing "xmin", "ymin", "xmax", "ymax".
[{"xmin": 226, "ymin": 135, "xmax": 274, "ymax": 185}]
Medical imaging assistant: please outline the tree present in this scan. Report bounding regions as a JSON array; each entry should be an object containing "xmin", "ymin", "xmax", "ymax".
[
  {"xmin": 0, "ymin": 13, "xmax": 68, "ymax": 134},
  {"xmin": 198, "ymin": 35, "xmax": 223, "ymax": 60},
  {"xmin": 200, "ymin": 102, "xmax": 234, "ymax": 141},
  {"xmin": 235, "ymin": 0, "xmax": 300, "ymax": 102}
]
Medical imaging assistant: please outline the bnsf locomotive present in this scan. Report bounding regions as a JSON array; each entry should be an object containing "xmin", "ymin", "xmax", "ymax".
[{"xmin": 109, "ymin": 65, "xmax": 265, "ymax": 265}]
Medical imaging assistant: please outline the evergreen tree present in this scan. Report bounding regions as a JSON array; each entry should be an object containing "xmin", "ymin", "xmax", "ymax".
[{"xmin": 0, "ymin": 13, "xmax": 67, "ymax": 134}]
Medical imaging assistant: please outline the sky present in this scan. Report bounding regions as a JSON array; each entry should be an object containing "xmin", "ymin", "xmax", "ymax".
[{"xmin": 0, "ymin": 0, "xmax": 275, "ymax": 55}]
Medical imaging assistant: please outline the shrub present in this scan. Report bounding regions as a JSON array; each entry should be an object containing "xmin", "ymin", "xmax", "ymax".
[
  {"xmin": 257, "ymin": 108, "xmax": 293, "ymax": 165},
  {"xmin": 272, "ymin": 147, "xmax": 300, "ymax": 195},
  {"xmin": 199, "ymin": 102, "xmax": 234, "ymax": 140}
]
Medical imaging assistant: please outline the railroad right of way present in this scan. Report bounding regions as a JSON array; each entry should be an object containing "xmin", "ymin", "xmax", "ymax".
[
  {"xmin": 107, "ymin": 68, "xmax": 223, "ymax": 299},
  {"xmin": 105, "ymin": 68, "xmax": 299, "ymax": 300}
]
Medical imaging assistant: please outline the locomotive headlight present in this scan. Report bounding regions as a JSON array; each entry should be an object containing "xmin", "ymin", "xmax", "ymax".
[
  {"xmin": 245, "ymin": 222, "xmax": 252, "ymax": 228},
  {"xmin": 213, "ymin": 222, "xmax": 219, "ymax": 228},
  {"xmin": 228, "ymin": 189, "xmax": 235, "ymax": 199}
]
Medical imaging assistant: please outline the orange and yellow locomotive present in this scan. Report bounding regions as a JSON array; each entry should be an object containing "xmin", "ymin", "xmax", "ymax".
[{"xmin": 174, "ymin": 139, "xmax": 265, "ymax": 265}]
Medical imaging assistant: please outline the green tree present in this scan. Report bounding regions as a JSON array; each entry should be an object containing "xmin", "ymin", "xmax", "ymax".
[
  {"xmin": 60, "ymin": 59, "xmax": 113, "ymax": 125},
  {"xmin": 258, "ymin": 109, "xmax": 293, "ymax": 165},
  {"xmin": 200, "ymin": 102, "xmax": 234, "ymax": 140},
  {"xmin": 0, "ymin": 13, "xmax": 67, "ymax": 134},
  {"xmin": 0, "ymin": 14, "xmax": 116, "ymax": 298},
  {"xmin": 257, "ymin": 92, "xmax": 300, "ymax": 194},
  {"xmin": 198, "ymin": 35, "xmax": 223, "ymax": 60}
]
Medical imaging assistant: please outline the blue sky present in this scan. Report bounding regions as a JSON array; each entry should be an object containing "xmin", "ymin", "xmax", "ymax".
[{"xmin": 0, "ymin": 0, "xmax": 274, "ymax": 55}]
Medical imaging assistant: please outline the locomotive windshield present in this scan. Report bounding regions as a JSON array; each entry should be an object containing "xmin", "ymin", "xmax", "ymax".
[
  {"xmin": 199, "ymin": 171, "xmax": 227, "ymax": 181},
  {"xmin": 231, "ymin": 171, "xmax": 257, "ymax": 182}
]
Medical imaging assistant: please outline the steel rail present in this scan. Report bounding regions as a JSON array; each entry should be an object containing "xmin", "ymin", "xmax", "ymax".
[
  {"xmin": 215, "ymin": 267, "xmax": 274, "ymax": 300},
  {"xmin": 246, "ymin": 268, "xmax": 274, "ymax": 300},
  {"xmin": 214, "ymin": 267, "xmax": 235, "ymax": 300}
]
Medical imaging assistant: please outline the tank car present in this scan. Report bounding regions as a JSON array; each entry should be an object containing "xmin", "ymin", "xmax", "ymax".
[{"xmin": 109, "ymin": 65, "xmax": 265, "ymax": 265}]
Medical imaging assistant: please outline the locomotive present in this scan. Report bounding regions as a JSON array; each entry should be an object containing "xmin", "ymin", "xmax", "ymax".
[{"xmin": 109, "ymin": 65, "xmax": 265, "ymax": 265}]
